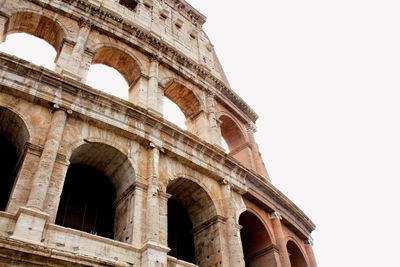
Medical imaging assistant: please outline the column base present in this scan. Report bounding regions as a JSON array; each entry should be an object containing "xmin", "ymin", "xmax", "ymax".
[
  {"xmin": 60, "ymin": 69, "xmax": 83, "ymax": 82},
  {"xmin": 10, "ymin": 207, "xmax": 49, "ymax": 245},
  {"xmin": 147, "ymin": 107, "xmax": 163, "ymax": 118},
  {"xmin": 140, "ymin": 241, "xmax": 170, "ymax": 267}
]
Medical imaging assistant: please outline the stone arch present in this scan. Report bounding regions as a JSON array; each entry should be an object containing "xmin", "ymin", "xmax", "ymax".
[
  {"xmin": 162, "ymin": 78, "xmax": 203, "ymax": 119},
  {"xmin": 239, "ymin": 206, "xmax": 276, "ymax": 243},
  {"xmin": 219, "ymin": 113, "xmax": 247, "ymax": 152},
  {"xmin": 0, "ymin": 107, "xmax": 30, "ymax": 211},
  {"xmin": 239, "ymin": 209, "xmax": 279, "ymax": 267},
  {"xmin": 167, "ymin": 176, "xmax": 225, "ymax": 266},
  {"xmin": 3, "ymin": 11, "xmax": 67, "ymax": 53},
  {"xmin": 91, "ymin": 45, "xmax": 142, "ymax": 87},
  {"xmin": 286, "ymin": 239, "xmax": 309, "ymax": 267},
  {"xmin": 55, "ymin": 141, "xmax": 136, "ymax": 242}
]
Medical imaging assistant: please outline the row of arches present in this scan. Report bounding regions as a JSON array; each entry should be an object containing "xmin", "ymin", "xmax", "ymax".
[
  {"xmin": 0, "ymin": 11, "xmax": 254, "ymax": 158},
  {"xmin": 0, "ymin": 106, "xmax": 308, "ymax": 267}
]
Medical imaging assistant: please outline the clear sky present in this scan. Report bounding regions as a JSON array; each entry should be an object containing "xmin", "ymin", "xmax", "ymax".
[
  {"xmin": 0, "ymin": 1, "xmax": 399, "ymax": 266},
  {"xmin": 187, "ymin": 1, "xmax": 400, "ymax": 267}
]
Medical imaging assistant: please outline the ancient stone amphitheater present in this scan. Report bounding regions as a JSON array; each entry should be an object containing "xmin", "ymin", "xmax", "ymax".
[{"xmin": 0, "ymin": 0, "xmax": 317, "ymax": 266}]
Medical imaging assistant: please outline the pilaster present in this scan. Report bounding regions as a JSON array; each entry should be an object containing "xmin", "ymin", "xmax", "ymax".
[
  {"xmin": 0, "ymin": 14, "xmax": 8, "ymax": 43},
  {"xmin": 131, "ymin": 181, "xmax": 147, "ymax": 247},
  {"xmin": 56, "ymin": 19, "xmax": 92, "ymax": 81},
  {"xmin": 147, "ymin": 55, "xmax": 163, "ymax": 116},
  {"xmin": 11, "ymin": 105, "xmax": 70, "ymax": 245},
  {"xmin": 141, "ymin": 144, "xmax": 169, "ymax": 266},
  {"xmin": 269, "ymin": 212, "xmax": 291, "ymax": 267},
  {"xmin": 305, "ymin": 240, "xmax": 318, "ymax": 267},
  {"xmin": 26, "ymin": 105, "xmax": 70, "ymax": 211},
  {"xmin": 220, "ymin": 182, "xmax": 245, "ymax": 266},
  {"xmin": 246, "ymin": 123, "xmax": 270, "ymax": 180},
  {"xmin": 206, "ymin": 92, "xmax": 223, "ymax": 147}
]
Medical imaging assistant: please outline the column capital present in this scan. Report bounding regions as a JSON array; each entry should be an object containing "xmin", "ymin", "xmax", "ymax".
[
  {"xmin": 148, "ymin": 141, "xmax": 164, "ymax": 152},
  {"xmin": 305, "ymin": 238, "xmax": 314, "ymax": 246},
  {"xmin": 78, "ymin": 17, "xmax": 93, "ymax": 29},
  {"xmin": 269, "ymin": 211, "xmax": 283, "ymax": 220},
  {"xmin": 245, "ymin": 122, "xmax": 257, "ymax": 133},
  {"xmin": 205, "ymin": 89, "xmax": 216, "ymax": 98},
  {"xmin": 52, "ymin": 103, "xmax": 72, "ymax": 115},
  {"xmin": 149, "ymin": 53, "xmax": 163, "ymax": 63}
]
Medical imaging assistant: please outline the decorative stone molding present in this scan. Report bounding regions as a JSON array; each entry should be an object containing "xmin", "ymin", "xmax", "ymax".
[{"xmin": 25, "ymin": 0, "xmax": 259, "ymax": 123}]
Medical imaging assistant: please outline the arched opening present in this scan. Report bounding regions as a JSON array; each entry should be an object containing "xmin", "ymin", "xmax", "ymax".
[
  {"xmin": 219, "ymin": 114, "xmax": 254, "ymax": 169},
  {"xmin": 163, "ymin": 81, "xmax": 202, "ymax": 132},
  {"xmin": 167, "ymin": 178, "xmax": 222, "ymax": 266},
  {"xmin": 219, "ymin": 115, "xmax": 246, "ymax": 153},
  {"xmin": 87, "ymin": 46, "xmax": 141, "ymax": 100},
  {"xmin": 56, "ymin": 142, "xmax": 135, "ymax": 242},
  {"xmin": 0, "ymin": 12, "xmax": 64, "ymax": 70},
  {"xmin": 86, "ymin": 64, "xmax": 129, "ymax": 100},
  {"xmin": 163, "ymin": 96, "xmax": 186, "ymax": 129},
  {"xmin": 0, "ymin": 108, "xmax": 29, "ymax": 211},
  {"xmin": 0, "ymin": 33, "xmax": 57, "ymax": 69},
  {"xmin": 239, "ymin": 211, "xmax": 278, "ymax": 267},
  {"xmin": 287, "ymin": 240, "xmax": 308, "ymax": 267},
  {"xmin": 167, "ymin": 198, "xmax": 195, "ymax": 263},
  {"xmin": 55, "ymin": 164, "xmax": 115, "ymax": 238}
]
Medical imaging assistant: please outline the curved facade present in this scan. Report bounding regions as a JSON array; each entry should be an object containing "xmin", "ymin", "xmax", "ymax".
[{"xmin": 0, "ymin": 0, "xmax": 317, "ymax": 266}]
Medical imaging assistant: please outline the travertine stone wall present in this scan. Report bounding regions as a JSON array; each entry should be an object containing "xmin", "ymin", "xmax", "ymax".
[{"xmin": 0, "ymin": 0, "xmax": 317, "ymax": 266}]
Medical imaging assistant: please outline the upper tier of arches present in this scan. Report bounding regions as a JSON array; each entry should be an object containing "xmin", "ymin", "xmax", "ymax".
[{"xmin": 0, "ymin": 7, "xmax": 267, "ymax": 178}]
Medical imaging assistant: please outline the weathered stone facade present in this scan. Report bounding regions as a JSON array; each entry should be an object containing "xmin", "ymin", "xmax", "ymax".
[{"xmin": 0, "ymin": 0, "xmax": 317, "ymax": 266}]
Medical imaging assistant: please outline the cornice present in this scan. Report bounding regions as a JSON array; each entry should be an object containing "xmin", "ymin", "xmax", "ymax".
[
  {"xmin": 24, "ymin": 0, "xmax": 259, "ymax": 123},
  {"xmin": 163, "ymin": 0, "xmax": 207, "ymax": 27},
  {"xmin": 245, "ymin": 174, "xmax": 316, "ymax": 237}
]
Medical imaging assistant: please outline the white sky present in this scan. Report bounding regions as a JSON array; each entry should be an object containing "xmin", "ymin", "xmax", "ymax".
[
  {"xmin": 1, "ymin": 1, "xmax": 399, "ymax": 266},
  {"xmin": 189, "ymin": 1, "xmax": 400, "ymax": 267}
]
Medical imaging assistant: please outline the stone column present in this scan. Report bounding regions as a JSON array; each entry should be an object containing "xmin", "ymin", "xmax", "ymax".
[
  {"xmin": 158, "ymin": 191, "xmax": 171, "ymax": 247},
  {"xmin": 269, "ymin": 212, "xmax": 291, "ymax": 267},
  {"xmin": 131, "ymin": 182, "xmax": 146, "ymax": 247},
  {"xmin": 12, "ymin": 105, "xmax": 70, "ymax": 244},
  {"xmin": 206, "ymin": 92, "xmax": 222, "ymax": 147},
  {"xmin": 56, "ymin": 19, "xmax": 91, "ymax": 81},
  {"xmin": 26, "ymin": 106, "xmax": 69, "ymax": 210},
  {"xmin": 220, "ymin": 182, "xmax": 245, "ymax": 266},
  {"xmin": 147, "ymin": 55, "xmax": 163, "ymax": 116},
  {"xmin": 141, "ymin": 144, "xmax": 169, "ymax": 266},
  {"xmin": 246, "ymin": 124, "xmax": 270, "ymax": 180},
  {"xmin": 305, "ymin": 240, "xmax": 318, "ymax": 267},
  {"xmin": 0, "ymin": 15, "xmax": 8, "ymax": 43},
  {"xmin": 146, "ymin": 144, "xmax": 161, "ymax": 243}
]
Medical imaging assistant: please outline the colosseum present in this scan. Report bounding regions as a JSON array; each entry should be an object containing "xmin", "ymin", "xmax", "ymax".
[{"xmin": 0, "ymin": 0, "xmax": 318, "ymax": 266}]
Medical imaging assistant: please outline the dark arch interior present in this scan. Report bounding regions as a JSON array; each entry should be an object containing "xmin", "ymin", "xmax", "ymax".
[
  {"xmin": 239, "ymin": 211, "xmax": 276, "ymax": 267},
  {"xmin": 167, "ymin": 197, "xmax": 196, "ymax": 264},
  {"xmin": 55, "ymin": 164, "xmax": 116, "ymax": 239},
  {"xmin": 0, "ymin": 108, "xmax": 29, "ymax": 212},
  {"xmin": 0, "ymin": 136, "xmax": 18, "ymax": 211},
  {"xmin": 287, "ymin": 241, "xmax": 308, "ymax": 267}
]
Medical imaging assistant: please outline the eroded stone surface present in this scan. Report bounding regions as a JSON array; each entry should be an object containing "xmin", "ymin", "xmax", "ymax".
[{"xmin": 0, "ymin": 0, "xmax": 317, "ymax": 266}]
